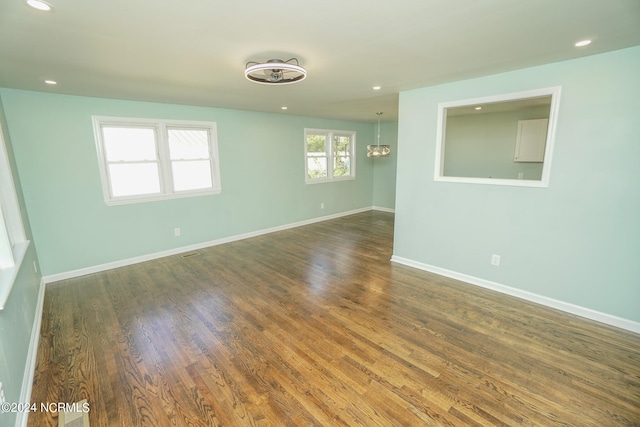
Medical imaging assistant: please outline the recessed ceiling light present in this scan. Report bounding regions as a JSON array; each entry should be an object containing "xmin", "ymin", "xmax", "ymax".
[
  {"xmin": 372, "ymin": 86, "xmax": 382, "ymax": 91},
  {"xmin": 44, "ymin": 80, "xmax": 57, "ymax": 85},
  {"xmin": 575, "ymin": 39, "xmax": 592, "ymax": 47},
  {"xmin": 26, "ymin": 0, "xmax": 52, "ymax": 11},
  {"xmin": 281, "ymin": 106, "xmax": 288, "ymax": 110},
  {"xmin": 475, "ymin": 106, "xmax": 482, "ymax": 110}
]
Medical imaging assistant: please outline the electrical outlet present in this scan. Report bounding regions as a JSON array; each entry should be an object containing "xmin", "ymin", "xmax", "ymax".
[
  {"xmin": 518, "ymin": 172, "xmax": 524, "ymax": 180},
  {"xmin": 0, "ymin": 381, "xmax": 6, "ymax": 404},
  {"xmin": 320, "ymin": 203, "xmax": 325, "ymax": 209},
  {"xmin": 491, "ymin": 254, "xmax": 501, "ymax": 266},
  {"xmin": 174, "ymin": 227, "xmax": 181, "ymax": 237}
]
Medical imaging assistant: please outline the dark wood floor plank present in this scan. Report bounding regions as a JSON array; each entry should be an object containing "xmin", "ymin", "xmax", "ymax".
[{"xmin": 29, "ymin": 211, "xmax": 640, "ymax": 426}]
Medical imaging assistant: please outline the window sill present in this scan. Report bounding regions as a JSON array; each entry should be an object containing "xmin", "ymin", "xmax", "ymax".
[
  {"xmin": 0, "ymin": 240, "xmax": 30, "ymax": 310},
  {"xmin": 305, "ymin": 176, "xmax": 356, "ymax": 185},
  {"xmin": 105, "ymin": 188, "xmax": 221, "ymax": 206}
]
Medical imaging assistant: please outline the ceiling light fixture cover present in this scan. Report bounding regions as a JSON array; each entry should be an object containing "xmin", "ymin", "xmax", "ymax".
[
  {"xmin": 26, "ymin": 0, "xmax": 52, "ymax": 11},
  {"xmin": 367, "ymin": 112, "xmax": 391, "ymax": 158},
  {"xmin": 245, "ymin": 58, "xmax": 307, "ymax": 85}
]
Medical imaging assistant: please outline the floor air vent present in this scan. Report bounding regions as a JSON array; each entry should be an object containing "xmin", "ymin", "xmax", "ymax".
[
  {"xmin": 58, "ymin": 399, "xmax": 90, "ymax": 427},
  {"xmin": 182, "ymin": 251, "xmax": 201, "ymax": 258}
]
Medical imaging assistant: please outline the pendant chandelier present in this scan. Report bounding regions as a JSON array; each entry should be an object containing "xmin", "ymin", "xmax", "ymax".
[
  {"xmin": 244, "ymin": 58, "xmax": 307, "ymax": 85},
  {"xmin": 367, "ymin": 112, "xmax": 391, "ymax": 158}
]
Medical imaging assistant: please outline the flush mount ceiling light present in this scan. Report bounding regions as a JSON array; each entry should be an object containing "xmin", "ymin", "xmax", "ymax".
[
  {"xmin": 367, "ymin": 112, "xmax": 391, "ymax": 158},
  {"xmin": 245, "ymin": 58, "xmax": 307, "ymax": 85}
]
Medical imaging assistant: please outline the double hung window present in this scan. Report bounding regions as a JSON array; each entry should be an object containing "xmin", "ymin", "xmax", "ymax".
[
  {"xmin": 304, "ymin": 129, "xmax": 355, "ymax": 183},
  {"xmin": 0, "ymin": 123, "xmax": 29, "ymax": 310},
  {"xmin": 93, "ymin": 117, "xmax": 221, "ymax": 205}
]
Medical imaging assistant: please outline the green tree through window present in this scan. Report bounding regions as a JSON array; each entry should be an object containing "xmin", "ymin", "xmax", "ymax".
[{"xmin": 333, "ymin": 135, "xmax": 351, "ymax": 177}]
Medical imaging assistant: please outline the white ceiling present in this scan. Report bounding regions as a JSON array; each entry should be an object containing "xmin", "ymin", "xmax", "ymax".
[{"xmin": 1, "ymin": 0, "xmax": 639, "ymax": 122}]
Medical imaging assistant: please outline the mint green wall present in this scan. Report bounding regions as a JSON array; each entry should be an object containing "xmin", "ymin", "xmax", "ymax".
[
  {"xmin": 372, "ymin": 122, "xmax": 398, "ymax": 209},
  {"xmin": 0, "ymin": 90, "xmax": 382, "ymax": 276},
  {"xmin": 0, "ymin": 96, "xmax": 42, "ymax": 427},
  {"xmin": 394, "ymin": 46, "xmax": 640, "ymax": 322}
]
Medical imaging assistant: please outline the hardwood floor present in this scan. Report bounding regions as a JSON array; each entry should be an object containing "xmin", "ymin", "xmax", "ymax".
[{"xmin": 29, "ymin": 211, "xmax": 640, "ymax": 426}]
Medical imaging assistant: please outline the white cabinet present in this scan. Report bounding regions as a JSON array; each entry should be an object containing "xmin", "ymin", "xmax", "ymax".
[{"xmin": 514, "ymin": 118, "xmax": 548, "ymax": 162}]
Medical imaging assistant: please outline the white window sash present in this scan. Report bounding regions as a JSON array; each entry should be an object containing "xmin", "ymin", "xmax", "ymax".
[
  {"xmin": 0, "ymin": 207, "xmax": 14, "ymax": 269},
  {"xmin": 93, "ymin": 117, "xmax": 221, "ymax": 205},
  {"xmin": 305, "ymin": 129, "xmax": 355, "ymax": 184},
  {"xmin": 0, "ymin": 119, "xmax": 30, "ymax": 310}
]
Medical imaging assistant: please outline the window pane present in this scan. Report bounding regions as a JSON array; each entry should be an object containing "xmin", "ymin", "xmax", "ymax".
[
  {"xmin": 168, "ymin": 129, "xmax": 210, "ymax": 160},
  {"xmin": 0, "ymin": 207, "xmax": 15, "ymax": 268},
  {"xmin": 306, "ymin": 134, "xmax": 326, "ymax": 153},
  {"xmin": 333, "ymin": 135, "xmax": 351, "ymax": 155},
  {"xmin": 307, "ymin": 157, "xmax": 327, "ymax": 179},
  {"xmin": 172, "ymin": 160, "xmax": 213, "ymax": 192},
  {"xmin": 102, "ymin": 127, "xmax": 157, "ymax": 161},
  {"xmin": 333, "ymin": 157, "xmax": 351, "ymax": 176},
  {"xmin": 108, "ymin": 163, "xmax": 160, "ymax": 197}
]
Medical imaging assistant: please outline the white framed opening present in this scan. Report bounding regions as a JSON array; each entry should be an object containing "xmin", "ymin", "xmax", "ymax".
[{"xmin": 434, "ymin": 86, "xmax": 562, "ymax": 187}]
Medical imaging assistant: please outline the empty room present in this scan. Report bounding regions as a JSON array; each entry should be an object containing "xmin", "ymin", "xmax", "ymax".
[{"xmin": 1, "ymin": 0, "xmax": 639, "ymax": 426}]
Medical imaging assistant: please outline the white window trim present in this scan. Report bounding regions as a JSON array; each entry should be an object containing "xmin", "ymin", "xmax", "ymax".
[
  {"xmin": 0, "ymin": 121, "xmax": 30, "ymax": 310},
  {"xmin": 92, "ymin": 116, "xmax": 222, "ymax": 206},
  {"xmin": 304, "ymin": 128, "xmax": 356, "ymax": 184}
]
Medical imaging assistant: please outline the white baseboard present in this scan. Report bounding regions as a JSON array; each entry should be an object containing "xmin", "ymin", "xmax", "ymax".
[
  {"xmin": 372, "ymin": 206, "xmax": 395, "ymax": 213},
  {"xmin": 390, "ymin": 255, "xmax": 640, "ymax": 335},
  {"xmin": 43, "ymin": 207, "xmax": 379, "ymax": 284},
  {"xmin": 16, "ymin": 278, "xmax": 46, "ymax": 427}
]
